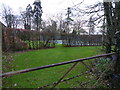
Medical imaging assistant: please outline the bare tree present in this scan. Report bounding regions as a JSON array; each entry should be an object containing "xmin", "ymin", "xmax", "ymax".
[
  {"xmin": 1, "ymin": 4, "xmax": 20, "ymax": 28},
  {"xmin": 73, "ymin": 20, "xmax": 87, "ymax": 35},
  {"xmin": 1, "ymin": 4, "xmax": 13, "ymax": 27}
]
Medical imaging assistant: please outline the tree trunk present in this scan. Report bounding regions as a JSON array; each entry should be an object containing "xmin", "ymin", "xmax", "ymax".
[{"xmin": 103, "ymin": 2, "xmax": 113, "ymax": 53}]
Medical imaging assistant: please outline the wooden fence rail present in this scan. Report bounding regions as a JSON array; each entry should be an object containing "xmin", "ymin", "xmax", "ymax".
[
  {"xmin": 0, "ymin": 52, "xmax": 115, "ymax": 78},
  {"xmin": 39, "ymin": 71, "xmax": 88, "ymax": 88}
]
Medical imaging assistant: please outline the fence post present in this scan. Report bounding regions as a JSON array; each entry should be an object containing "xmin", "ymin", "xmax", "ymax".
[
  {"xmin": 114, "ymin": 31, "xmax": 120, "ymax": 87},
  {"xmin": 0, "ymin": 22, "xmax": 2, "ymax": 89},
  {"xmin": 0, "ymin": 22, "xmax": 2, "ymax": 51}
]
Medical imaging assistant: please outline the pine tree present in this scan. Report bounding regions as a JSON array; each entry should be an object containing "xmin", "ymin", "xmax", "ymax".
[
  {"xmin": 66, "ymin": 7, "xmax": 73, "ymax": 33},
  {"xmin": 21, "ymin": 4, "xmax": 33, "ymax": 30},
  {"xmin": 33, "ymin": 0, "xmax": 43, "ymax": 30},
  {"xmin": 87, "ymin": 16, "xmax": 95, "ymax": 35},
  {"xmin": 26, "ymin": 4, "xmax": 33, "ymax": 30}
]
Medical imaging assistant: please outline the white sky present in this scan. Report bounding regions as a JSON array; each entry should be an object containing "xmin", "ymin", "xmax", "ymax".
[{"xmin": 0, "ymin": 0, "xmax": 103, "ymax": 19}]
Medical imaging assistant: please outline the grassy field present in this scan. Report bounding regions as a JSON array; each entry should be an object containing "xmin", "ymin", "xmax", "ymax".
[{"xmin": 2, "ymin": 45, "xmax": 100, "ymax": 88}]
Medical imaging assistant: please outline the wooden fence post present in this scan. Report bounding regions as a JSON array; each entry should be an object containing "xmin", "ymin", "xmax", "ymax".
[
  {"xmin": 0, "ymin": 22, "xmax": 3, "ymax": 51},
  {"xmin": 0, "ymin": 22, "xmax": 2, "ymax": 89}
]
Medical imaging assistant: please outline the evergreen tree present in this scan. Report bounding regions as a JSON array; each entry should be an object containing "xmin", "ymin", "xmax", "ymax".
[
  {"xmin": 66, "ymin": 7, "xmax": 73, "ymax": 33},
  {"xmin": 87, "ymin": 16, "xmax": 95, "ymax": 35},
  {"xmin": 21, "ymin": 4, "xmax": 33, "ymax": 30},
  {"xmin": 33, "ymin": 0, "xmax": 43, "ymax": 30},
  {"xmin": 26, "ymin": 4, "xmax": 33, "ymax": 30}
]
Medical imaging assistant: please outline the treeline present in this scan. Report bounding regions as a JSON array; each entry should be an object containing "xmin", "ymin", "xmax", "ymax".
[
  {"xmin": 1, "ymin": 0, "xmax": 42, "ymax": 30},
  {"xmin": 2, "ymin": 27, "xmax": 56, "ymax": 51},
  {"xmin": 2, "ymin": 25, "xmax": 103, "ymax": 51},
  {"xmin": 62, "ymin": 33, "xmax": 102, "ymax": 47}
]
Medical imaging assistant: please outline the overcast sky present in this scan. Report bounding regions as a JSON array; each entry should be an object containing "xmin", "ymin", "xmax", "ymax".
[{"xmin": 0, "ymin": 0, "xmax": 103, "ymax": 19}]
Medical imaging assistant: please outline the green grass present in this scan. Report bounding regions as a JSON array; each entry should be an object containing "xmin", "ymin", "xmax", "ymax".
[{"xmin": 2, "ymin": 45, "xmax": 100, "ymax": 88}]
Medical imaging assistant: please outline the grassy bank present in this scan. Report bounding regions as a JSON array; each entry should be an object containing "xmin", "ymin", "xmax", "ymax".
[{"xmin": 2, "ymin": 45, "xmax": 100, "ymax": 88}]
